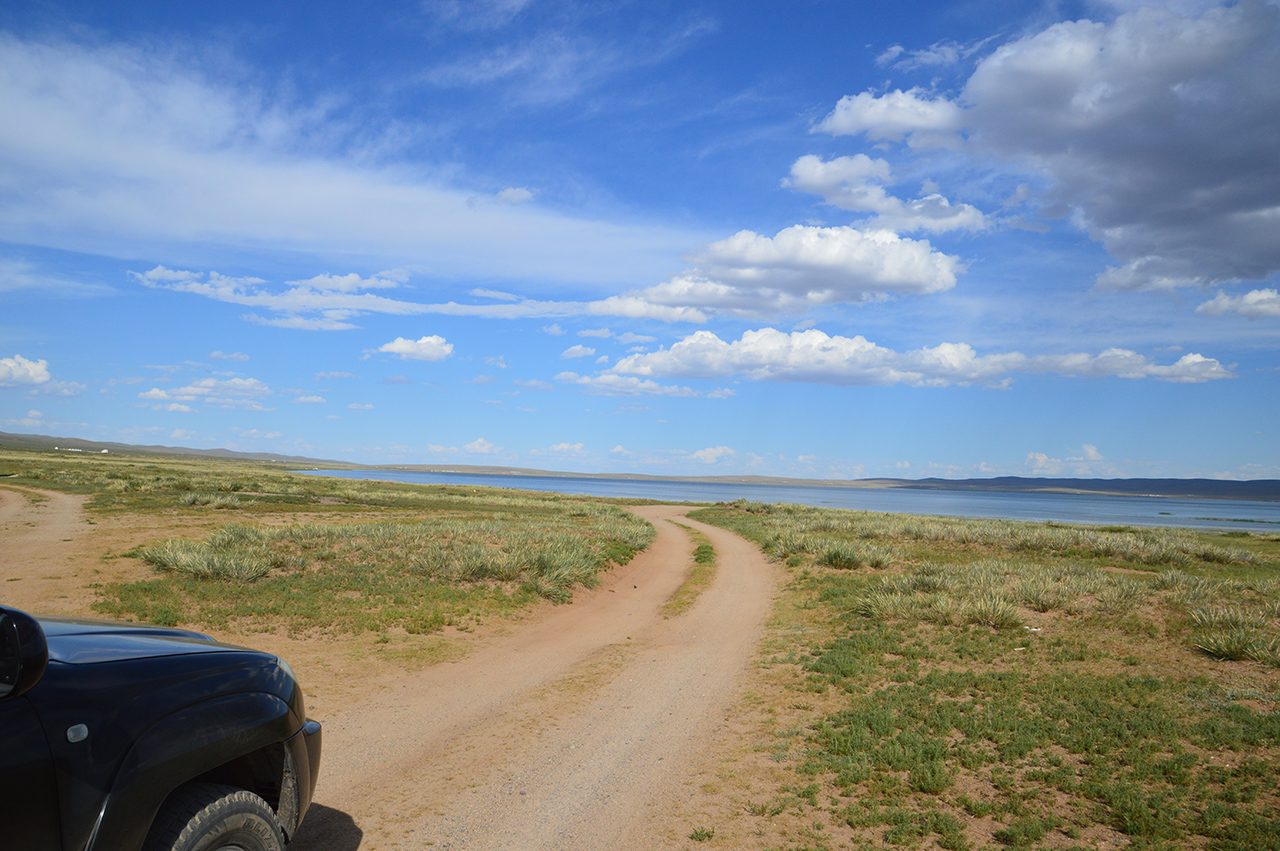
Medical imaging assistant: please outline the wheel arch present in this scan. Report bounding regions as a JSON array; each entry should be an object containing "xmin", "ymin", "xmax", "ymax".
[{"xmin": 84, "ymin": 691, "xmax": 296, "ymax": 851}]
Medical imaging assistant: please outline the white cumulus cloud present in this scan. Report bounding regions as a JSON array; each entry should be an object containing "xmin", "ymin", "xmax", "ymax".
[
  {"xmin": 691, "ymin": 446, "xmax": 735, "ymax": 464},
  {"xmin": 690, "ymin": 226, "xmax": 958, "ymax": 298},
  {"xmin": 816, "ymin": 87, "xmax": 963, "ymax": 147},
  {"xmin": 540, "ymin": 442, "xmax": 586, "ymax": 455},
  {"xmin": 0, "ymin": 354, "xmax": 51, "ymax": 387},
  {"xmin": 610, "ymin": 328, "xmax": 1232, "ymax": 387},
  {"xmin": 1196, "ymin": 288, "xmax": 1280, "ymax": 319},
  {"xmin": 377, "ymin": 335, "xmax": 454, "ymax": 361},
  {"xmin": 819, "ymin": 3, "xmax": 1280, "ymax": 291},
  {"xmin": 1027, "ymin": 444, "xmax": 1112, "ymax": 476},
  {"xmin": 784, "ymin": 155, "xmax": 987, "ymax": 233},
  {"xmin": 628, "ymin": 225, "xmax": 960, "ymax": 319}
]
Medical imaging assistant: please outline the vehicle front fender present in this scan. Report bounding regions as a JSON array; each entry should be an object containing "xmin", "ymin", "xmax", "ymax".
[{"xmin": 85, "ymin": 691, "xmax": 294, "ymax": 851}]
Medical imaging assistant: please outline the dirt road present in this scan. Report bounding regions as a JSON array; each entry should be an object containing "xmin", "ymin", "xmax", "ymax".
[
  {"xmin": 1, "ymin": 491, "xmax": 779, "ymax": 849},
  {"xmin": 291, "ymin": 504, "xmax": 777, "ymax": 850},
  {"xmin": 0, "ymin": 485, "xmax": 199, "ymax": 612},
  {"xmin": 0, "ymin": 486, "xmax": 98, "ymax": 610}
]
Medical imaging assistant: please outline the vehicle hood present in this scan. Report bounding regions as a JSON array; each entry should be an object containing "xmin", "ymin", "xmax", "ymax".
[{"xmin": 37, "ymin": 615, "xmax": 250, "ymax": 665}]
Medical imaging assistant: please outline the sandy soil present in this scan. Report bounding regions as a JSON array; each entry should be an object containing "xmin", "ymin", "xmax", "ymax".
[
  {"xmin": 1, "ymin": 486, "xmax": 111, "ymax": 610},
  {"xmin": 1, "ymin": 492, "xmax": 780, "ymax": 850},
  {"xmin": 0, "ymin": 484, "xmax": 228, "ymax": 610},
  {"xmin": 290, "ymin": 504, "xmax": 777, "ymax": 850}
]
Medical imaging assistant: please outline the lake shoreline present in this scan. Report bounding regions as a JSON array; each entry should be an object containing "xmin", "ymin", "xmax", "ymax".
[
  {"xmin": 300, "ymin": 469, "xmax": 1280, "ymax": 532},
  {"xmin": 7, "ymin": 431, "xmax": 1274, "ymax": 502},
  {"xmin": 356, "ymin": 465, "xmax": 1280, "ymax": 502}
]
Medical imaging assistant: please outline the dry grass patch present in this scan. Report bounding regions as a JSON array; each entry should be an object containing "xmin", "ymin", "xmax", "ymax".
[{"xmin": 693, "ymin": 501, "xmax": 1280, "ymax": 851}]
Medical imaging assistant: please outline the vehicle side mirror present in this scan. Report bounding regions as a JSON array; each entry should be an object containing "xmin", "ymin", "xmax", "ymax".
[{"xmin": 0, "ymin": 607, "xmax": 48, "ymax": 700}]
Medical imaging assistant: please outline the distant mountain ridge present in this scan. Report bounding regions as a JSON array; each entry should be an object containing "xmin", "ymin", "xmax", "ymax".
[
  {"xmin": 0, "ymin": 430, "xmax": 352, "ymax": 468},
  {"xmin": 3, "ymin": 431, "xmax": 1276, "ymax": 501}
]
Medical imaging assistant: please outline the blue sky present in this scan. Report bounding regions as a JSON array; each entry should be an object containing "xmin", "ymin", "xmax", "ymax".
[{"xmin": 2, "ymin": 0, "xmax": 1278, "ymax": 479}]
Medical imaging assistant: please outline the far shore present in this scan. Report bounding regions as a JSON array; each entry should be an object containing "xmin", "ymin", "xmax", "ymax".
[
  {"xmin": 3, "ymin": 430, "xmax": 1277, "ymax": 502},
  {"xmin": 348, "ymin": 465, "xmax": 1280, "ymax": 502}
]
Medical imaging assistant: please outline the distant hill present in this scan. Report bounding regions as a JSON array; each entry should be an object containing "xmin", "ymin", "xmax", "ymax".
[
  {"xmin": 3, "ymin": 431, "xmax": 1276, "ymax": 501},
  {"xmin": 879, "ymin": 476, "xmax": 1280, "ymax": 502},
  {"xmin": 373, "ymin": 464, "xmax": 1280, "ymax": 502},
  {"xmin": 0, "ymin": 430, "xmax": 353, "ymax": 468}
]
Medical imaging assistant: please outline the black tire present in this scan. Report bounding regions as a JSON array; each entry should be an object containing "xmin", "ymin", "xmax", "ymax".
[{"xmin": 143, "ymin": 782, "xmax": 285, "ymax": 851}]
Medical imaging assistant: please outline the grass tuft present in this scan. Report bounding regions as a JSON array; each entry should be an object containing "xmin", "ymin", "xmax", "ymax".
[{"xmin": 965, "ymin": 592, "xmax": 1024, "ymax": 630}]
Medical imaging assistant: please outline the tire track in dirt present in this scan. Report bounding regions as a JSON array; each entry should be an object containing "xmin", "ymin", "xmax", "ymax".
[
  {"xmin": 0, "ymin": 486, "xmax": 95, "ymax": 611},
  {"xmin": 291, "ymin": 504, "xmax": 776, "ymax": 851}
]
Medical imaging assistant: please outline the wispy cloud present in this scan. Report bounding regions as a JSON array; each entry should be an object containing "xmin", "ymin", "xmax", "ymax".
[
  {"xmin": 421, "ymin": 0, "xmax": 536, "ymax": 33},
  {"xmin": 134, "ymin": 267, "xmax": 419, "ymax": 331},
  {"xmin": 136, "ymin": 265, "xmax": 709, "ymax": 328},
  {"xmin": 554, "ymin": 371, "xmax": 730, "ymax": 398},
  {"xmin": 875, "ymin": 37, "xmax": 992, "ymax": 71},
  {"xmin": 0, "ymin": 33, "xmax": 700, "ymax": 286},
  {"xmin": 139, "ymin": 376, "xmax": 275, "ymax": 410},
  {"xmin": 0, "ymin": 257, "xmax": 113, "ymax": 297},
  {"xmin": 419, "ymin": 13, "xmax": 717, "ymax": 105}
]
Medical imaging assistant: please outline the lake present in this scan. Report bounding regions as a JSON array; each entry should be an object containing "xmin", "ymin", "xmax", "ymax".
[{"xmin": 297, "ymin": 469, "xmax": 1280, "ymax": 532}]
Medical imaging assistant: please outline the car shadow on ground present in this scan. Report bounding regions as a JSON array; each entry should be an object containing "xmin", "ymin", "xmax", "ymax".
[{"xmin": 290, "ymin": 803, "xmax": 363, "ymax": 850}]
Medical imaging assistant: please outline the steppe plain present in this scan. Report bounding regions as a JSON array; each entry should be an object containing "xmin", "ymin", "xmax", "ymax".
[{"xmin": 3, "ymin": 447, "xmax": 1280, "ymax": 850}]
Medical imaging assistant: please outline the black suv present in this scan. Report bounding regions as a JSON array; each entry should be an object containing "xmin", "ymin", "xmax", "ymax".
[{"xmin": 1, "ymin": 605, "xmax": 321, "ymax": 851}]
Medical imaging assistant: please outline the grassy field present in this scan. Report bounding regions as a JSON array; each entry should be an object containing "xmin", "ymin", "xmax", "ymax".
[
  {"xmin": 9, "ymin": 447, "xmax": 1280, "ymax": 848},
  {"xmin": 0, "ymin": 449, "xmax": 653, "ymax": 636},
  {"xmin": 692, "ymin": 500, "xmax": 1280, "ymax": 851}
]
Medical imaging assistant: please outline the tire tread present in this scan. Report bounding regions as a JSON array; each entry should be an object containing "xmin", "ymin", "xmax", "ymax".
[{"xmin": 143, "ymin": 782, "xmax": 284, "ymax": 851}]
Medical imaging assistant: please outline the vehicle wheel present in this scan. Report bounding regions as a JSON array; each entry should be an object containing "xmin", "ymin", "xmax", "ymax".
[{"xmin": 143, "ymin": 782, "xmax": 285, "ymax": 851}]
